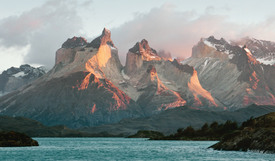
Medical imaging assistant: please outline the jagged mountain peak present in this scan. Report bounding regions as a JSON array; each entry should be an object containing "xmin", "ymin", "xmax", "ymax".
[
  {"xmin": 87, "ymin": 28, "xmax": 115, "ymax": 48},
  {"xmin": 172, "ymin": 59, "xmax": 194, "ymax": 75},
  {"xmin": 129, "ymin": 39, "xmax": 158, "ymax": 57},
  {"xmin": 1, "ymin": 28, "xmax": 274, "ymax": 129},
  {"xmin": 125, "ymin": 39, "xmax": 161, "ymax": 75},
  {"xmin": 140, "ymin": 39, "xmax": 152, "ymax": 51},
  {"xmin": 0, "ymin": 64, "xmax": 46, "ymax": 97},
  {"xmin": 185, "ymin": 36, "xmax": 275, "ymax": 109},
  {"xmin": 205, "ymin": 36, "xmax": 228, "ymax": 45},
  {"xmin": 202, "ymin": 36, "xmax": 260, "ymax": 64},
  {"xmin": 197, "ymin": 35, "xmax": 261, "ymax": 67},
  {"xmin": 62, "ymin": 36, "xmax": 87, "ymax": 49},
  {"xmin": 2, "ymin": 64, "xmax": 46, "ymax": 78},
  {"xmin": 232, "ymin": 37, "xmax": 275, "ymax": 65},
  {"xmin": 102, "ymin": 27, "xmax": 111, "ymax": 35},
  {"xmin": 192, "ymin": 36, "xmax": 243, "ymax": 60},
  {"xmin": 55, "ymin": 27, "xmax": 122, "ymax": 80}
]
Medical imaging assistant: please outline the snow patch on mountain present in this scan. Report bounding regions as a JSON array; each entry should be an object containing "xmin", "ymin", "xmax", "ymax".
[
  {"xmin": 121, "ymin": 69, "xmax": 130, "ymax": 80},
  {"xmin": 12, "ymin": 71, "xmax": 27, "ymax": 77},
  {"xmin": 256, "ymin": 57, "xmax": 275, "ymax": 65},
  {"xmin": 203, "ymin": 39, "xmax": 234, "ymax": 59}
]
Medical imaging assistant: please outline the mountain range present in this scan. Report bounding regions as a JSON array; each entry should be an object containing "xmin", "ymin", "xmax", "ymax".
[
  {"xmin": 0, "ymin": 28, "xmax": 274, "ymax": 128},
  {"xmin": 0, "ymin": 64, "xmax": 46, "ymax": 97}
]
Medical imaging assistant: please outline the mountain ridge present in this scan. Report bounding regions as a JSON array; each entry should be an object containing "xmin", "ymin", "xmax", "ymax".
[{"xmin": 0, "ymin": 29, "xmax": 274, "ymax": 128}]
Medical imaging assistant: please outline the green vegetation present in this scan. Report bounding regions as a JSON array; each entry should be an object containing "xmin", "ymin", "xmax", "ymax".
[
  {"xmin": 128, "ymin": 130, "xmax": 164, "ymax": 139},
  {"xmin": 0, "ymin": 115, "xmax": 102, "ymax": 137},
  {"xmin": 0, "ymin": 131, "xmax": 39, "ymax": 147},
  {"xmin": 210, "ymin": 112, "xmax": 275, "ymax": 153},
  {"xmin": 149, "ymin": 120, "xmax": 238, "ymax": 140},
  {"xmin": 147, "ymin": 112, "xmax": 275, "ymax": 142}
]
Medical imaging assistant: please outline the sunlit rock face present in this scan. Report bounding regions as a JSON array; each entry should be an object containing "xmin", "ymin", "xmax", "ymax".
[
  {"xmin": 232, "ymin": 37, "xmax": 275, "ymax": 65},
  {"xmin": 0, "ymin": 64, "xmax": 46, "ymax": 97},
  {"xmin": 0, "ymin": 28, "xmax": 143, "ymax": 128},
  {"xmin": 55, "ymin": 37, "xmax": 87, "ymax": 66},
  {"xmin": 87, "ymin": 28, "xmax": 115, "ymax": 48},
  {"xmin": 182, "ymin": 36, "xmax": 275, "ymax": 110},
  {"xmin": 125, "ymin": 39, "xmax": 161, "ymax": 75},
  {"xmin": 136, "ymin": 65, "xmax": 186, "ymax": 115},
  {"xmin": 1, "ymin": 29, "xmax": 274, "ymax": 128},
  {"xmin": 123, "ymin": 40, "xmax": 221, "ymax": 115},
  {"xmin": 0, "ymin": 29, "xmax": 223, "ymax": 128}
]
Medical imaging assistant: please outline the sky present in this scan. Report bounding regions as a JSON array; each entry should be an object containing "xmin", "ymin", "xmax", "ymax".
[{"xmin": 1, "ymin": 0, "xmax": 275, "ymax": 72}]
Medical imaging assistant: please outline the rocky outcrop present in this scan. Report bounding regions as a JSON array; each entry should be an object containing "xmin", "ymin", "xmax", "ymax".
[
  {"xmin": 136, "ymin": 65, "xmax": 186, "ymax": 115},
  {"xmin": 0, "ymin": 131, "xmax": 38, "ymax": 147},
  {"xmin": 0, "ymin": 29, "xmax": 274, "ymax": 129},
  {"xmin": 61, "ymin": 36, "xmax": 87, "ymax": 49},
  {"xmin": 210, "ymin": 128, "xmax": 275, "ymax": 153},
  {"xmin": 232, "ymin": 37, "xmax": 275, "ymax": 65},
  {"xmin": 125, "ymin": 39, "xmax": 161, "ymax": 75},
  {"xmin": 210, "ymin": 112, "xmax": 275, "ymax": 153},
  {"xmin": 56, "ymin": 37, "xmax": 87, "ymax": 65},
  {"xmin": 87, "ymin": 28, "xmax": 115, "ymax": 48},
  {"xmin": 0, "ymin": 28, "xmax": 143, "ymax": 128},
  {"xmin": 122, "ymin": 39, "xmax": 221, "ymax": 114},
  {"xmin": 182, "ymin": 36, "xmax": 275, "ymax": 109},
  {"xmin": 0, "ymin": 64, "xmax": 46, "ymax": 97}
]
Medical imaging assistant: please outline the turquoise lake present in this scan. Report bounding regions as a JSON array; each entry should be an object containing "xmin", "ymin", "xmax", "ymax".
[{"xmin": 0, "ymin": 138, "xmax": 274, "ymax": 161}]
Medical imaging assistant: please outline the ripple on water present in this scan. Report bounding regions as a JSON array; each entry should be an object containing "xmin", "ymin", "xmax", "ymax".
[{"xmin": 0, "ymin": 138, "xmax": 274, "ymax": 161}]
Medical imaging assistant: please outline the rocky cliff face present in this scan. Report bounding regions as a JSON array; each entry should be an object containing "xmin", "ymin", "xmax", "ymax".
[
  {"xmin": 182, "ymin": 36, "xmax": 275, "ymax": 109},
  {"xmin": 232, "ymin": 37, "xmax": 275, "ymax": 65},
  {"xmin": 0, "ymin": 29, "xmax": 274, "ymax": 128},
  {"xmin": 0, "ymin": 131, "xmax": 39, "ymax": 147},
  {"xmin": 122, "ymin": 40, "xmax": 221, "ymax": 115},
  {"xmin": 136, "ymin": 65, "xmax": 186, "ymax": 115},
  {"xmin": 0, "ymin": 28, "xmax": 143, "ymax": 128},
  {"xmin": 0, "ymin": 64, "xmax": 46, "ymax": 97},
  {"xmin": 210, "ymin": 112, "xmax": 275, "ymax": 153},
  {"xmin": 125, "ymin": 39, "xmax": 161, "ymax": 75}
]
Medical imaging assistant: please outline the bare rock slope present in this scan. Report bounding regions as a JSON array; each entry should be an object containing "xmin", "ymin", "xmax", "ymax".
[
  {"xmin": 0, "ymin": 28, "xmax": 143, "ymax": 128},
  {"xmin": 182, "ymin": 36, "xmax": 275, "ymax": 109},
  {"xmin": 0, "ymin": 64, "xmax": 45, "ymax": 97},
  {"xmin": 0, "ymin": 29, "xmax": 274, "ymax": 128}
]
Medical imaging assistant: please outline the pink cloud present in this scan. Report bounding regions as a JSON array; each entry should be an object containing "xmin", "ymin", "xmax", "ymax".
[{"xmin": 111, "ymin": 5, "xmax": 275, "ymax": 64}]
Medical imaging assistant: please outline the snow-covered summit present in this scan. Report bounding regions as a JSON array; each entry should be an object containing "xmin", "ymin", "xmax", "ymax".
[
  {"xmin": 202, "ymin": 36, "xmax": 235, "ymax": 59},
  {"xmin": 232, "ymin": 37, "xmax": 275, "ymax": 65},
  {"xmin": 0, "ymin": 64, "xmax": 46, "ymax": 97}
]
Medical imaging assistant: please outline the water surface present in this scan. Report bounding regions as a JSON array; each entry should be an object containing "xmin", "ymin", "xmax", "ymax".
[{"xmin": 0, "ymin": 138, "xmax": 273, "ymax": 160}]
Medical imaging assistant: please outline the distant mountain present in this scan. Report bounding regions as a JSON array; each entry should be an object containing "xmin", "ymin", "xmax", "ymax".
[
  {"xmin": 123, "ymin": 39, "xmax": 221, "ymax": 116},
  {"xmin": 0, "ymin": 115, "xmax": 97, "ymax": 137},
  {"xmin": 0, "ymin": 28, "xmax": 143, "ymax": 128},
  {"xmin": 182, "ymin": 36, "xmax": 275, "ymax": 109},
  {"xmin": 81, "ymin": 104, "xmax": 275, "ymax": 136},
  {"xmin": 232, "ymin": 37, "xmax": 275, "ymax": 65},
  {"xmin": 0, "ymin": 29, "xmax": 274, "ymax": 129},
  {"xmin": 0, "ymin": 64, "xmax": 46, "ymax": 97}
]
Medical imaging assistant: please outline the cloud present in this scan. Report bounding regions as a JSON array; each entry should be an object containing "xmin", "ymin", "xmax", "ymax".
[
  {"xmin": 111, "ymin": 4, "xmax": 275, "ymax": 64},
  {"xmin": 0, "ymin": 0, "xmax": 90, "ymax": 69},
  {"xmin": 1, "ymin": 1, "xmax": 275, "ymax": 71},
  {"xmin": 0, "ymin": 45, "xmax": 30, "ymax": 72}
]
